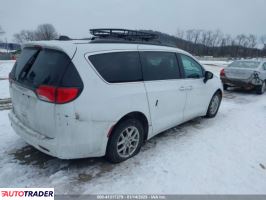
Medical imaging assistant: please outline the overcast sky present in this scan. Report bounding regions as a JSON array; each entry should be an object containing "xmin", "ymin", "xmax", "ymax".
[{"xmin": 1, "ymin": 0, "xmax": 266, "ymax": 42}]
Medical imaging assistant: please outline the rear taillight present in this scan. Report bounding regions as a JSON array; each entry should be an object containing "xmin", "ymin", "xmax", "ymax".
[
  {"xmin": 36, "ymin": 85, "xmax": 79, "ymax": 104},
  {"xmin": 56, "ymin": 87, "xmax": 79, "ymax": 104},
  {"xmin": 36, "ymin": 85, "xmax": 56, "ymax": 102},
  {"xmin": 220, "ymin": 68, "xmax": 225, "ymax": 77}
]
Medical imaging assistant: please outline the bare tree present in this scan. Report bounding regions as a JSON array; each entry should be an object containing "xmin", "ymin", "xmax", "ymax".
[
  {"xmin": 35, "ymin": 24, "xmax": 58, "ymax": 40},
  {"xmin": 211, "ymin": 30, "xmax": 223, "ymax": 47},
  {"xmin": 185, "ymin": 29, "xmax": 194, "ymax": 42},
  {"xmin": 260, "ymin": 35, "xmax": 266, "ymax": 50},
  {"xmin": 235, "ymin": 34, "xmax": 247, "ymax": 46},
  {"xmin": 247, "ymin": 34, "xmax": 257, "ymax": 48},
  {"xmin": 176, "ymin": 29, "xmax": 185, "ymax": 39},
  {"xmin": 0, "ymin": 26, "xmax": 5, "ymax": 42},
  {"xmin": 221, "ymin": 34, "xmax": 232, "ymax": 47},
  {"xmin": 192, "ymin": 29, "xmax": 202, "ymax": 44},
  {"xmin": 14, "ymin": 30, "xmax": 36, "ymax": 43},
  {"xmin": 13, "ymin": 23, "xmax": 58, "ymax": 43},
  {"xmin": 260, "ymin": 35, "xmax": 266, "ymax": 44}
]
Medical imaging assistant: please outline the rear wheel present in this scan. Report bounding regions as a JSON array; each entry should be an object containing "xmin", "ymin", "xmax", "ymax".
[
  {"xmin": 256, "ymin": 81, "xmax": 266, "ymax": 95},
  {"xmin": 205, "ymin": 91, "xmax": 222, "ymax": 118},
  {"xmin": 106, "ymin": 118, "xmax": 144, "ymax": 163}
]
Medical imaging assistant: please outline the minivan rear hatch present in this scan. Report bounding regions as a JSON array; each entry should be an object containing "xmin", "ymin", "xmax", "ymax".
[{"xmin": 9, "ymin": 45, "xmax": 83, "ymax": 139}]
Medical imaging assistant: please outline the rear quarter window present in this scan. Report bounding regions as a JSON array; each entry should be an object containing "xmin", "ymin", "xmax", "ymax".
[{"xmin": 89, "ymin": 52, "xmax": 142, "ymax": 83}]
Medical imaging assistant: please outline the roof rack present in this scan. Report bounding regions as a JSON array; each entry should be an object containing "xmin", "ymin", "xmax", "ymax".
[{"xmin": 90, "ymin": 29, "xmax": 158, "ymax": 41}]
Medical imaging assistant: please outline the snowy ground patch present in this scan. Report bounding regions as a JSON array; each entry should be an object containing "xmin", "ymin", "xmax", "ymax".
[
  {"xmin": 199, "ymin": 60, "xmax": 232, "ymax": 67},
  {"xmin": 0, "ymin": 61, "xmax": 15, "ymax": 99}
]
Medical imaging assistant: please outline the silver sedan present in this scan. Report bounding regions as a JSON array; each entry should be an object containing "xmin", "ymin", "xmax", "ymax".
[{"xmin": 220, "ymin": 60, "xmax": 266, "ymax": 94}]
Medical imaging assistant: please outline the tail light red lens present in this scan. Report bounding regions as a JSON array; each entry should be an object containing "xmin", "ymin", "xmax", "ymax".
[
  {"xmin": 36, "ymin": 85, "xmax": 56, "ymax": 102},
  {"xmin": 56, "ymin": 87, "xmax": 79, "ymax": 104},
  {"xmin": 220, "ymin": 68, "xmax": 225, "ymax": 77},
  {"xmin": 36, "ymin": 85, "xmax": 79, "ymax": 104}
]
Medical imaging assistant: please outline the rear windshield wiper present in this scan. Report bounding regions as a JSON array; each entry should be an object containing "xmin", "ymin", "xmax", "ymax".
[{"xmin": 18, "ymin": 50, "xmax": 40, "ymax": 81}]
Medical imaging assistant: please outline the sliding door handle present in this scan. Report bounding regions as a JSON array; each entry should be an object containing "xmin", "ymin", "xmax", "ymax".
[{"xmin": 186, "ymin": 86, "xmax": 193, "ymax": 90}]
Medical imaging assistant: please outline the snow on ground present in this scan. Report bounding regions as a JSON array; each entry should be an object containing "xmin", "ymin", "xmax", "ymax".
[
  {"xmin": 0, "ymin": 60, "xmax": 15, "ymax": 78},
  {"xmin": 0, "ymin": 60, "xmax": 266, "ymax": 194},
  {"xmin": 199, "ymin": 60, "xmax": 232, "ymax": 67},
  {"xmin": 0, "ymin": 61, "xmax": 15, "ymax": 99}
]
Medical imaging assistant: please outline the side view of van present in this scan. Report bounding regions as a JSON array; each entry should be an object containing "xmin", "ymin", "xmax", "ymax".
[{"xmin": 9, "ymin": 29, "xmax": 223, "ymax": 163}]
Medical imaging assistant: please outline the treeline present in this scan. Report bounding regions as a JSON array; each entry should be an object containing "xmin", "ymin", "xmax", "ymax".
[
  {"xmin": 6, "ymin": 23, "xmax": 266, "ymax": 58},
  {"xmin": 143, "ymin": 29, "xmax": 266, "ymax": 58}
]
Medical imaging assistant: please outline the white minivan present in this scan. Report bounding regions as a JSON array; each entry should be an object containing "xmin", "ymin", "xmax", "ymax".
[{"xmin": 9, "ymin": 29, "xmax": 223, "ymax": 163}]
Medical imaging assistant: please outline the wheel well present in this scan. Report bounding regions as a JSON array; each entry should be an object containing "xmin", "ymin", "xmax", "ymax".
[
  {"xmin": 112, "ymin": 112, "xmax": 149, "ymax": 141},
  {"xmin": 216, "ymin": 89, "xmax": 222, "ymax": 96}
]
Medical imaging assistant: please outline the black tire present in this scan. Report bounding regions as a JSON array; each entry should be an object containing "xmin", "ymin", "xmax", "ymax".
[
  {"xmin": 105, "ymin": 118, "xmax": 144, "ymax": 163},
  {"xmin": 223, "ymin": 84, "xmax": 229, "ymax": 91},
  {"xmin": 256, "ymin": 81, "xmax": 266, "ymax": 95},
  {"xmin": 205, "ymin": 91, "xmax": 222, "ymax": 118}
]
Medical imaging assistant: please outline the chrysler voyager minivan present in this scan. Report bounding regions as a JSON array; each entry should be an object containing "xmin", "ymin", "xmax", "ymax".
[{"xmin": 9, "ymin": 29, "xmax": 223, "ymax": 163}]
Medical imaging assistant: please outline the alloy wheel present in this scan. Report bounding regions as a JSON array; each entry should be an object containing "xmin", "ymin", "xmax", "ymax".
[{"xmin": 117, "ymin": 126, "xmax": 140, "ymax": 158}]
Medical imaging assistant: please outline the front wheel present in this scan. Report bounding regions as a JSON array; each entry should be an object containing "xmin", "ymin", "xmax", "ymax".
[
  {"xmin": 205, "ymin": 91, "xmax": 222, "ymax": 118},
  {"xmin": 106, "ymin": 118, "xmax": 144, "ymax": 163},
  {"xmin": 256, "ymin": 81, "xmax": 266, "ymax": 95}
]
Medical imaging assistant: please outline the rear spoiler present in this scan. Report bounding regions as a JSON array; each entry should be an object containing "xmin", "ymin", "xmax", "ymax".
[{"xmin": 23, "ymin": 41, "xmax": 77, "ymax": 59}]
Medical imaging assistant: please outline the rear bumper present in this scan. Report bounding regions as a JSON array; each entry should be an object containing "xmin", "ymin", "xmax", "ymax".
[
  {"xmin": 221, "ymin": 77, "xmax": 262, "ymax": 88},
  {"xmin": 9, "ymin": 110, "xmax": 58, "ymax": 157},
  {"xmin": 8, "ymin": 110, "xmax": 110, "ymax": 159}
]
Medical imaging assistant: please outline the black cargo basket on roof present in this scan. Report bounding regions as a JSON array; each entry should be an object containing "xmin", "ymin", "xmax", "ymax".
[{"xmin": 90, "ymin": 29, "xmax": 159, "ymax": 41}]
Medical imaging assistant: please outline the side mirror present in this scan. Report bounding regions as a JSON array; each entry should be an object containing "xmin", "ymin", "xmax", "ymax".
[{"xmin": 203, "ymin": 71, "xmax": 214, "ymax": 83}]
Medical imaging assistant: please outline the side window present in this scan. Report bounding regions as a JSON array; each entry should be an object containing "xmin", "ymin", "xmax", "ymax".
[
  {"xmin": 263, "ymin": 63, "xmax": 266, "ymax": 70},
  {"xmin": 180, "ymin": 54, "xmax": 204, "ymax": 78},
  {"xmin": 140, "ymin": 51, "xmax": 180, "ymax": 81},
  {"xmin": 89, "ymin": 52, "xmax": 142, "ymax": 83}
]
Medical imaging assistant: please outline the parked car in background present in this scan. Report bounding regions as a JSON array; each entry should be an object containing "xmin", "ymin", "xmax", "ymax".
[
  {"xmin": 8, "ymin": 29, "xmax": 223, "ymax": 163},
  {"xmin": 220, "ymin": 60, "xmax": 266, "ymax": 94}
]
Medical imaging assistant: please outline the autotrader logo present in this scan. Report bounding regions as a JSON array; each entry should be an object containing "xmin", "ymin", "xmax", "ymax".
[{"xmin": 0, "ymin": 188, "xmax": 54, "ymax": 200}]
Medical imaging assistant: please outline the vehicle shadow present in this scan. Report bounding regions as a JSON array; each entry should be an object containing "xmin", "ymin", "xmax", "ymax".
[{"xmin": 9, "ymin": 145, "xmax": 116, "ymax": 183}]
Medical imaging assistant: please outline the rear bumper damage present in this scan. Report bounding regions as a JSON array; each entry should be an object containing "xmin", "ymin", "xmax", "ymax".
[
  {"xmin": 9, "ymin": 111, "xmax": 58, "ymax": 157},
  {"xmin": 221, "ymin": 72, "xmax": 264, "ymax": 88},
  {"xmin": 9, "ymin": 110, "xmax": 111, "ymax": 159}
]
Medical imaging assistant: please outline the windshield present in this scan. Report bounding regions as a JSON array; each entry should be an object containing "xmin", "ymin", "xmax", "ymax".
[{"xmin": 228, "ymin": 61, "xmax": 260, "ymax": 69}]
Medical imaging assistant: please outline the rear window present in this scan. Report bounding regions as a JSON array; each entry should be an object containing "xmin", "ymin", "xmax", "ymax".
[
  {"xmin": 11, "ymin": 48, "xmax": 39, "ymax": 80},
  {"xmin": 89, "ymin": 52, "xmax": 142, "ymax": 83},
  {"xmin": 10, "ymin": 47, "xmax": 83, "ymax": 89},
  {"xmin": 228, "ymin": 61, "xmax": 260, "ymax": 69}
]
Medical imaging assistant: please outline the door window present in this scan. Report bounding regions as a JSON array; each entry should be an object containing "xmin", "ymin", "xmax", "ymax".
[
  {"xmin": 140, "ymin": 51, "xmax": 181, "ymax": 81},
  {"xmin": 180, "ymin": 54, "xmax": 204, "ymax": 78}
]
